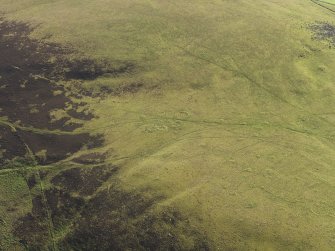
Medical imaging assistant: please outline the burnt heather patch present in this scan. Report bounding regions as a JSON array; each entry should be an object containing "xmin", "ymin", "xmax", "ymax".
[
  {"xmin": 14, "ymin": 187, "xmax": 86, "ymax": 249},
  {"xmin": 51, "ymin": 164, "xmax": 118, "ymax": 196},
  {"xmin": 13, "ymin": 166, "xmax": 99, "ymax": 249},
  {"xmin": 17, "ymin": 130, "xmax": 103, "ymax": 165},
  {"xmin": 14, "ymin": 175, "xmax": 212, "ymax": 250},
  {"xmin": 0, "ymin": 19, "xmax": 135, "ymax": 166},
  {"xmin": 0, "ymin": 125, "xmax": 28, "ymax": 165},
  {"xmin": 62, "ymin": 188, "xmax": 212, "ymax": 251}
]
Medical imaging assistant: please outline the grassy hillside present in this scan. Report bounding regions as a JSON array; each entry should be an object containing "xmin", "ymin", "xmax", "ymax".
[{"xmin": 0, "ymin": 0, "xmax": 335, "ymax": 250}]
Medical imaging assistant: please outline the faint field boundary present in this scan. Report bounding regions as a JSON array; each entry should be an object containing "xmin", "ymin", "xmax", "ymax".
[{"xmin": 311, "ymin": 0, "xmax": 335, "ymax": 13}]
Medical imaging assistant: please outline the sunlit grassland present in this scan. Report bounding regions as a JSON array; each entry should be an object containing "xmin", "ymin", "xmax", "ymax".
[
  {"xmin": 0, "ymin": 0, "xmax": 335, "ymax": 249},
  {"xmin": 313, "ymin": 0, "xmax": 335, "ymax": 11},
  {"xmin": 0, "ymin": 172, "xmax": 31, "ymax": 249},
  {"xmin": 319, "ymin": 0, "xmax": 335, "ymax": 4}
]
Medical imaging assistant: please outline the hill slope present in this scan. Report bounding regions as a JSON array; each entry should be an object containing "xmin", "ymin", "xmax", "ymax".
[{"xmin": 0, "ymin": 0, "xmax": 335, "ymax": 250}]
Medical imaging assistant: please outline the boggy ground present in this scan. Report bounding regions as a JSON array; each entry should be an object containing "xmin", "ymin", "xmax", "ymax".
[
  {"xmin": 309, "ymin": 21, "xmax": 335, "ymax": 45},
  {"xmin": 0, "ymin": 19, "xmax": 119, "ymax": 166}
]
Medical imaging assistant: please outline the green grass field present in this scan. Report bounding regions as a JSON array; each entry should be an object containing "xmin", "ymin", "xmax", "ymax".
[
  {"xmin": 320, "ymin": 0, "xmax": 335, "ymax": 4},
  {"xmin": 0, "ymin": 0, "xmax": 335, "ymax": 250}
]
